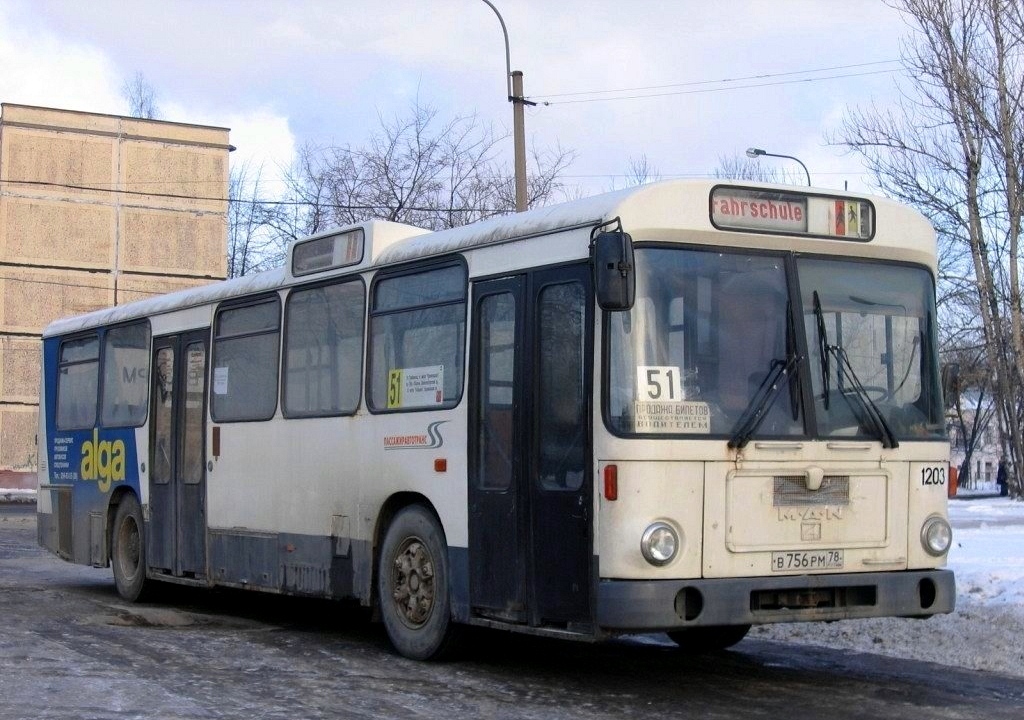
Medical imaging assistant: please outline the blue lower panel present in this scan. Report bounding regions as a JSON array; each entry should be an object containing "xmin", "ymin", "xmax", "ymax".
[
  {"xmin": 205, "ymin": 530, "xmax": 471, "ymax": 618},
  {"xmin": 207, "ymin": 529, "xmax": 356, "ymax": 599}
]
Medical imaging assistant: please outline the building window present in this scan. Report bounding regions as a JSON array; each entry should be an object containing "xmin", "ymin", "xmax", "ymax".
[
  {"xmin": 100, "ymin": 322, "xmax": 151, "ymax": 427},
  {"xmin": 57, "ymin": 335, "xmax": 100, "ymax": 430},
  {"xmin": 283, "ymin": 280, "xmax": 365, "ymax": 417},
  {"xmin": 211, "ymin": 296, "xmax": 281, "ymax": 422},
  {"xmin": 368, "ymin": 262, "xmax": 466, "ymax": 411}
]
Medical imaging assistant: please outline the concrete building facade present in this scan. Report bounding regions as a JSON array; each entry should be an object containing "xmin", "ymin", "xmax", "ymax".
[{"xmin": 0, "ymin": 103, "xmax": 231, "ymax": 488}]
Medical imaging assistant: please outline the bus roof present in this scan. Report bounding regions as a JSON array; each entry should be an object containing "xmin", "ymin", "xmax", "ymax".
[{"xmin": 42, "ymin": 179, "xmax": 935, "ymax": 338}]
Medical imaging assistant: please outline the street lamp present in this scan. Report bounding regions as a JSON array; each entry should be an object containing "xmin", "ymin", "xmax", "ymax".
[
  {"xmin": 481, "ymin": 0, "xmax": 535, "ymax": 212},
  {"xmin": 746, "ymin": 147, "xmax": 811, "ymax": 186}
]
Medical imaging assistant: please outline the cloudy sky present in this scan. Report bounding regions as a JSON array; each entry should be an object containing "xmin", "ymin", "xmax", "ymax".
[{"xmin": 0, "ymin": 0, "xmax": 914, "ymax": 198}]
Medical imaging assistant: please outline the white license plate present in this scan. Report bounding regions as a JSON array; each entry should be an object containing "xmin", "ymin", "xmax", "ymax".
[{"xmin": 771, "ymin": 550, "xmax": 844, "ymax": 572}]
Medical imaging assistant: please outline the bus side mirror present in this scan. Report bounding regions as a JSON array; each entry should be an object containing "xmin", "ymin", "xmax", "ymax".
[
  {"xmin": 941, "ymin": 363, "xmax": 960, "ymax": 408},
  {"xmin": 593, "ymin": 230, "xmax": 635, "ymax": 311}
]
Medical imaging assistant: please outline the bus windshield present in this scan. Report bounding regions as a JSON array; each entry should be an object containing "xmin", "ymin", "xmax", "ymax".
[
  {"xmin": 605, "ymin": 247, "xmax": 945, "ymax": 441},
  {"xmin": 800, "ymin": 257, "xmax": 945, "ymax": 441}
]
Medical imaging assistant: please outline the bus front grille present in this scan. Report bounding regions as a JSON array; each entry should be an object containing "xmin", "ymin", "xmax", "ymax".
[{"xmin": 773, "ymin": 475, "xmax": 850, "ymax": 506}]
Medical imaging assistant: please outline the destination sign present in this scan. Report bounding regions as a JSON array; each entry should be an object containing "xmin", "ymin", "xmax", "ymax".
[{"xmin": 711, "ymin": 187, "xmax": 874, "ymax": 241}]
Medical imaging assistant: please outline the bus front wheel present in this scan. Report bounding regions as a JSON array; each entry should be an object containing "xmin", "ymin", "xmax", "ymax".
[
  {"xmin": 667, "ymin": 624, "xmax": 751, "ymax": 653},
  {"xmin": 377, "ymin": 505, "xmax": 458, "ymax": 660},
  {"xmin": 111, "ymin": 494, "xmax": 150, "ymax": 602}
]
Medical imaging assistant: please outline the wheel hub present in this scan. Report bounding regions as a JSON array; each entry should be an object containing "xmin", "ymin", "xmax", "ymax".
[
  {"xmin": 391, "ymin": 538, "xmax": 435, "ymax": 627},
  {"xmin": 118, "ymin": 517, "xmax": 141, "ymax": 577}
]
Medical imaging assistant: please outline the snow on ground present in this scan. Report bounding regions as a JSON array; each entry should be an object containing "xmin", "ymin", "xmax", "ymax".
[
  {"xmin": 0, "ymin": 488, "xmax": 35, "ymax": 503},
  {"xmin": 750, "ymin": 495, "xmax": 1024, "ymax": 677},
  {"xmin": 3, "ymin": 488, "xmax": 1022, "ymax": 676}
]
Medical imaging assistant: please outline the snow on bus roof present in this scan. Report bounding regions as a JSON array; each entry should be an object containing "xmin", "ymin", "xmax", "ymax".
[
  {"xmin": 43, "ymin": 267, "xmax": 287, "ymax": 338},
  {"xmin": 43, "ymin": 180, "xmax": 925, "ymax": 338},
  {"xmin": 373, "ymin": 179, "xmax": 932, "ymax": 265},
  {"xmin": 42, "ymin": 182, "xmax": 646, "ymax": 338},
  {"xmin": 369, "ymin": 184, "xmax": 635, "ymax": 266}
]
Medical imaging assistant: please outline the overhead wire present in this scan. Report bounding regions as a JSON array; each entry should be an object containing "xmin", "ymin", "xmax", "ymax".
[
  {"xmin": 0, "ymin": 59, "xmax": 901, "ymax": 207},
  {"xmin": 531, "ymin": 59, "xmax": 901, "ymax": 100},
  {"xmin": 0, "ymin": 178, "xmax": 494, "ymax": 212},
  {"xmin": 533, "ymin": 68, "xmax": 900, "ymax": 105}
]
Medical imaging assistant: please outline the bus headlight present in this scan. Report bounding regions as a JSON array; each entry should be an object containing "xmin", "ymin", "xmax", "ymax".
[
  {"xmin": 641, "ymin": 522, "xmax": 679, "ymax": 566},
  {"xmin": 920, "ymin": 515, "xmax": 952, "ymax": 556}
]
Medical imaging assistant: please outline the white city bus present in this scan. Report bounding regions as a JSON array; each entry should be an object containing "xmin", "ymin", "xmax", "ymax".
[{"xmin": 37, "ymin": 180, "xmax": 955, "ymax": 659}]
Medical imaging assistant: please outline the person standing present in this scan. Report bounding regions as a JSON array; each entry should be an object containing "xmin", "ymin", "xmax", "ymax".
[{"xmin": 996, "ymin": 459, "xmax": 1008, "ymax": 497}]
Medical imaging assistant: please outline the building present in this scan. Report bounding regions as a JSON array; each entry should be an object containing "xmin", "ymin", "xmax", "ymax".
[
  {"xmin": 0, "ymin": 103, "xmax": 231, "ymax": 489},
  {"xmin": 948, "ymin": 400, "xmax": 1002, "ymax": 493}
]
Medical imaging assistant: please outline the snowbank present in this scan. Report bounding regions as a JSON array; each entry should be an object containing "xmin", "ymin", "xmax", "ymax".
[
  {"xmin": 750, "ymin": 497, "xmax": 1024, "ymax": 677},
  {"xmin": 0, "ymin": 488, "xmax": 36, "ymax": 504}
]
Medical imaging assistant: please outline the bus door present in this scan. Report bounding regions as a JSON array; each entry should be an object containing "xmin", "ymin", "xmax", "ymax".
[
  {"xmin": 148, "ymin": 330, "xmax": 209, "ymax": 578},
  {"xmin": 470, "ymin": 264, "xmax": 593, "ymax": 628}
]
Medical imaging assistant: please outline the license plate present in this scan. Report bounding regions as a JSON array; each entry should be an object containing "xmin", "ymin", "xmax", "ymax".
[{"xmin": 771, "ymin": 549, "xmax": 844, "ymax": 572}]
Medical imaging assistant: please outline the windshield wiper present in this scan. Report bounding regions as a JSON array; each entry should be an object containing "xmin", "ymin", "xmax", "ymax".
[
  {"xmin": 833, "ymin": 347, "xmax": 900, "ymax": 449},
  {"xmin": 812, "ymin": 290, "xmax": 898, "ymax": 449},
  {"xmin": 728, "ymin": 353, "xmax": 801, "ymax": 450},
  {"xmin": 813, "ymin": 291, "xmax": 831, "ymax": 409},
  {"xmin": 785, "ymin": 299, "xmax": 801, "ymax": 420}
]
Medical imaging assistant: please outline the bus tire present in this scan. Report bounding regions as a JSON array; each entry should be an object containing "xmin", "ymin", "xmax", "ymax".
[
  {"xmin": 377, "ymin": 505, "xmax": 459, "ymax": 660},
  {"xmin": 667, "ymin": 624, "xmax": 751, "ymax": 653},
  {"xmin": 111, "ymin": 493, "xmax": 150, "ymax": 602}
]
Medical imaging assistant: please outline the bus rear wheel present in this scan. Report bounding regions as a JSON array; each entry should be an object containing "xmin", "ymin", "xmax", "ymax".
[
  {"xmin": 667, "ymin": 624, "xmax": 751, "ymax": 653},
  {"xmin": 111, "ymin": 494, "xmax": 151, "ymax": 602},
  {"xmin": 377, "ymin": 505, "xmax": 458, "ymax": 660}
]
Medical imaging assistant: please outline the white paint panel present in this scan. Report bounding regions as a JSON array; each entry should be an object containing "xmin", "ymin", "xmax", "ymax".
[{"xmin": 597, "ymin": 460, "xmax": 704, "ymax": 579}]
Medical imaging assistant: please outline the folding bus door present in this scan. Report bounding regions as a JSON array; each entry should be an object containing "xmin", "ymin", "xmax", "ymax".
[
  {"xmin": 469, "ymin": 263, "xmax": 593, "ymax": 628},
  {"xmin": 149, "ymin": 330, "xmax": 209, "ymax": 578}
]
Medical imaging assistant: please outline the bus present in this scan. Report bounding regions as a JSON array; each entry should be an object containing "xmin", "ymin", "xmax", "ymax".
[{"xmin": 37, "ymin": 179, "xmax": 956, "ymax": 659}]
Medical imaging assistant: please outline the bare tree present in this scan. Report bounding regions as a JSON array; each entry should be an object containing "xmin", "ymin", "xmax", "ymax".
[
  {"xmin": 227, "ymin": 162, "xmax": 284, "ymax": 278},
  {"xmin": 484, "ymin": 140, "xmax": 577, "ymax": 217},
  {"xmin": 714, "ymin": 154, "xmax": 785, "ymax": 183},
  {"xmin": 946, "ymin": 345, "xmax": 998, "ymax": 487},
  {"xmin": 625, "ymin": 155, "xmax": 661, "ymax": 187},
  {"xmin": 276, "ymin": 98, "xmax": 575, "ymax": 239},
  {"xmin": 266, "ymin": 142, "xmax": 336, "ymax": 242},
  {"xmin": 121, "ymin": 72, "xmax": 160, "ymax": 119},
  {"xmin": 836, "ymin": 0, "xmax": 1024, "ymax": 497}
]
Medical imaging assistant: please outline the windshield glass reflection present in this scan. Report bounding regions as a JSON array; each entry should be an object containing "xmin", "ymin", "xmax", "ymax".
[
  {"xmin": 800, "ymin": 258, "xmax": 945, "ymax": 440},
  {"xmin": 606, "ymin": 248, "xmax": 802, "ymax": 437},
  {"xmin": 605, "ymin": 247, "xmax": 945, "ymax": 442}
]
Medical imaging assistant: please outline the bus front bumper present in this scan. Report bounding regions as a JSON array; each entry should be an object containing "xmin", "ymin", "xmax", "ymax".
[{"xmin": 596, "ymin": 569, "xmax": 955, "ymax": 631}]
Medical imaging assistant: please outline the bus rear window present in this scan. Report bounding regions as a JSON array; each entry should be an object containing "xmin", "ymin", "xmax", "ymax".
[
  {"xmin": 57, "ymin": 335, "xmax": 100, "ymax": 430},
  {"xmin": 100, "ymin": 322, "xmax": 151, "ymax": 427}
]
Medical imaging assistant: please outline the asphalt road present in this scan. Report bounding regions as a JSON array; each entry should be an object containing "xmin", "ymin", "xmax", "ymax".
[{"xmin": 2, "ymin": 503, "xmax": 1022, "ymax": 720}]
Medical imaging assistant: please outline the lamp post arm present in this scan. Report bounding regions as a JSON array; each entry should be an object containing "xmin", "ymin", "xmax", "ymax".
[
  {"xmin": 480, "ymin": 0, "xmax": 513, "ymax": 99},
  {"xmin": 765, "ymin": 152, "xmax": 811, "ymax": 186}
]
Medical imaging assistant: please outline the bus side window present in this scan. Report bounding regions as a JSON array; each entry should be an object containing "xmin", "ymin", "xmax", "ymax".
[
  {"xmin": 368, "ymin": 262, "xmax": 467, "ymax": 412},
  {"xmin": 211, "ymin": 296, "xmax": 281, "ymax": 423},
  {"xmin": 283, "ymin": 280, "xmax": 365, "ymax": 417}
]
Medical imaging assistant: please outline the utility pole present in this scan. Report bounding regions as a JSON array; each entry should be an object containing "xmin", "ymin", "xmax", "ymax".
[{"xmin": 511, "ymin": 71, "xmax": 529, "ymax": 212}]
